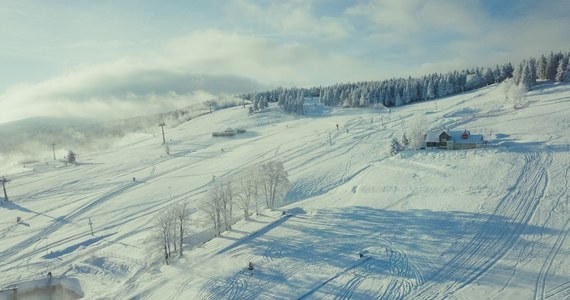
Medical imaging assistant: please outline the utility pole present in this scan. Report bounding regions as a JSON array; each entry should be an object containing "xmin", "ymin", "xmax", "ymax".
[
  {"xmin": 52, "ymin": 143, "xmax": 56, "ymax": 160},
  {"xmin": 158, "ymin": 122, "xmax": 166, "ymax": 145},
  {"xmin": 1, "ymin": 177, "xmax": 9, "ymax": 201},
  {"xmin": 88, "ymin": 217, "xmax": 94, "ymax": 236}
]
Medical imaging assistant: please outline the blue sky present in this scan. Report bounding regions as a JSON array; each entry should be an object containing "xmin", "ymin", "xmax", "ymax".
[{"xmin": 1, "ymin": 0, "xmax": 569, "ymax": 123}]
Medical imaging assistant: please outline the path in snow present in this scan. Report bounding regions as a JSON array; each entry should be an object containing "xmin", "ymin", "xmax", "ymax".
[{"xmin": 408, "ymin": 150, "xmax": 552, "ymax": 299}]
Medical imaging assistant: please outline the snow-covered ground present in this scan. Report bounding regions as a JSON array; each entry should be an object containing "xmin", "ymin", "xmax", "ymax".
[{"xmin": 1, "ymin": 82, "xmax": 569, "ymax": 299}]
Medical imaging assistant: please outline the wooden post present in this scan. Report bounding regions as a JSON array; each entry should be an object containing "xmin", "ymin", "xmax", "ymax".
[
  {"xmin": 1, "ymin": 177, "xmax": 9, "ymax": 201},
  {"xmin": 52, "ymin": 143, "xmax": 56, "ymax": 160},
  {"xmin": 89, "ymin": 217, "xmax": 94, "ymax": 236},
  {"xmin": 158, "ymin": 122, "xmax": 166, "ymax": 145}
]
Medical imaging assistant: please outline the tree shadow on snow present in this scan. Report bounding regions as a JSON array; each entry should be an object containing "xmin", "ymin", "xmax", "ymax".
[
  {"xmin": 201, "ymin": 206, "xmax": 563, "ymax": 299},
  {"xmin": 43, "ymin": 233, "xmax": 116, "ymax": 259}
]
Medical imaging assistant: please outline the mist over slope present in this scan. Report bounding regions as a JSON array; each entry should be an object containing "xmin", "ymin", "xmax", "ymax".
[
  {"xmin": 0, "ymin": 98, "xmax": 242, "ymax": 172},
  {"xmin": 0, "ymin": 82, "xmax": 569, "ymax": 299}
]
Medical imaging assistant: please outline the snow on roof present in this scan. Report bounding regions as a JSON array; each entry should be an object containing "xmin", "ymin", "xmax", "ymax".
[
  {"xmin": 425, "ymin": 130, "xmax": 446, "ymax": 143},
  {"xmin": 448, "ymin": 131, "xmax": 483, "ymax": 144},
  {"xmin": 425, "ymin": 130, "xmax": 483, "ymax": 144}
]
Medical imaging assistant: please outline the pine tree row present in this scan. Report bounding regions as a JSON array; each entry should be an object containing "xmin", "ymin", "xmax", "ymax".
[{"xmin": 240, "ymin": 50, "xmax": 570, "ymax": 114}]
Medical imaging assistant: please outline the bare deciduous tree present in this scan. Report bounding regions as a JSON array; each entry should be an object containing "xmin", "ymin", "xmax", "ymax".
[
  {"xmin": 173, "ymin": 202, "xmax": 189, "ymax": 256},
  {"xmin": 157, "ymin": 211, "xmax": 174, "ymax": 265},
  {"xmin": 202, "ymin": 182, "xmax": 226, "ymax": 236},
  {"xmin": 220, "ymin": 180, "xmax": 234, "ymax": 231},
  {"xmin": 237, "ymin": 167, "xmax": 260, "ymax": 218},
  {"xmin": 150, "ymin": 202, "xmax": 192, "ymax": 264},
  {"xmin": 259, "ymin": 161, "xmax": 290, "ymax": 209}
]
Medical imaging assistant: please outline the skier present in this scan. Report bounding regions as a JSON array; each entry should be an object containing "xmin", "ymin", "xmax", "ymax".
[{"xmin": 248, "ymin": 262, "xmax": 254, "ymax": 275}]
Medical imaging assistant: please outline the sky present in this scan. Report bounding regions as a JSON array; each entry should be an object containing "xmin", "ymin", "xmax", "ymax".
[{"xmin": 0, "ymin": 0, "xmax": 569, "ymax": 124}]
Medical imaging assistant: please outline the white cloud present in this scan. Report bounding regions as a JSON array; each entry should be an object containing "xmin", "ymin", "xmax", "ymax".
[
  {"xmin": 230, "ymin": 0, "xmax": 352, "ymax": 40},
  {"xmin": 0, "ymin": 29, "xmax": 371, "ymax": 124},
  {"xmin": 345, "ymin": 0, "xmax": 570, "ymax": 74},
  {"xmin": 346, "ymin": 0, "xmax": 485, "ymax": 42},
  {"xmin": 2, "ymin": 1, "xmax": 569, "ymax": 125}
]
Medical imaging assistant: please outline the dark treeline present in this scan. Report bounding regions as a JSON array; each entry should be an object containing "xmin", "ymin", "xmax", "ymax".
[{"xmin": 240, "ymin": 51, "xmax": 570, "ymax": 114}]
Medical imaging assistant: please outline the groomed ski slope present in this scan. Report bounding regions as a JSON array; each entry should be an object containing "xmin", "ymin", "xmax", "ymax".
[{"xmin": 1, "ymin": 82, "xmax": 569, "ymax": 299}]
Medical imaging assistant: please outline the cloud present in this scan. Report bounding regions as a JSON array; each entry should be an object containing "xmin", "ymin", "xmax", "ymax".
[
  {"xmin": 344, "ymin": 0, "xmax": 570, "ymax": 74},
  {"xmin": 2, "ymin": 1, "xmax": 569, "ymax": 125},
  {"xmin": 346, "ymin": 1, "xmax": 483, "ymax": 39},
  {"xmin": 0, "ymin": 29, "xmax": 370, "ymax": 124},
  {"xmin": 230, "ymin": 0, "xmax": 352, "ymax": 40}
]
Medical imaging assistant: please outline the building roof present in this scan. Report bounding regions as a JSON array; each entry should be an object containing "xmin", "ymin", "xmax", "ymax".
[
  {"xmin": 425, "ymin": 130, "xmax": 483, "ymax": 144},
  {"xmin": 448, "ymin": 130, "xmax": 483, "ymax": 144},
  {"xmin": 425, "ymin": 130, "xmax": 446, "ymax": 143}
]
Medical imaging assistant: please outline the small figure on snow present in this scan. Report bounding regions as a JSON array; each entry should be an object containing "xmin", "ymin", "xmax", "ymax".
[
  {"xmin": 47, "ymin": 271, "xmax": 52, "ymax": 278},
  {"xmin": 132, "ymin": 177, "xmax": 136, "ymax": 182},
  {"xmin": 359, "ymin": 252, "xmax": 364, "ymax": 258},
  {"xmin": 248, "ymin": 262, "xmax": 254, "ymax": 275}
]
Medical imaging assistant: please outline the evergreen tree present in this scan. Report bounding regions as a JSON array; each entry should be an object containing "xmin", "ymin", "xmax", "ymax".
[
  {"xmin": 426, "ymin": 79, "xmax": 435, "ymax": 100},
  {"xmin": 520, "ymin": 62, "xmax": 534, "ymax": 91},
  {"xmin": 513, "ymin": 62, "xmax": 523, "ymax": 85},
  {"xmin": 67, "ymin": 150, "xmax": 76, "ymax": 164},
  {"xmin": 483, "ymin": 68, "xmax": 494, "ymax": 85},
  {"xmin": 493, "ymin": 65, "xmax": 502, "ymax": 83},
  {"xmin": 537, "ymin": 55, "xmax": 548, "ymax": 79},
  {"xmin": 529, "ymin": 58, "xmax": 537, "ymax": 83},
  {"xmin": 556, "ymin": 59, "xmax": 568, "ymax": 82},
  {"xmin": 501, "ymin": 63, "xmax": 514, "ymax": 80},
  {"xmin": 388, "ymin": 138, "xmax": 402, "ymax": 157},
  {"xmin": 546, "ymin": 52, "xmax": 558, "ymax": 81}
]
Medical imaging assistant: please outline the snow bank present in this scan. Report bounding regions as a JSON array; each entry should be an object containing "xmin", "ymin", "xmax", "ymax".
[{"xmin": 0, "ymin": 278, "xmax": 83, "ymax": 300}]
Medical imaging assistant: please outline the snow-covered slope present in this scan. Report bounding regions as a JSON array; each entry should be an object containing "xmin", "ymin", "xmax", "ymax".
[{"xmin": 1, "ymin": 82, "xmax": 569, "ymax": 299}]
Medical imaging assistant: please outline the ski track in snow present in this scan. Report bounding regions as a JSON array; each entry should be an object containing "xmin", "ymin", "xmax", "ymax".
[
  {"xmin": 408, "ymin": 151, "xmax": 552, "ymax": 299},
  {"xmin": 546, "ymin": 281, "xmax": 570, "ymax": 299},
  {"xmin": 0, "ymin": 181, "xmax": 141, "ymax": 269},
  {"xmin": 535, "ymin": 157, "xmax": 570, "ymax": 300},
  {"xmin": 2, "ymin": 83, "xmax": 570, "ymax": 298}
]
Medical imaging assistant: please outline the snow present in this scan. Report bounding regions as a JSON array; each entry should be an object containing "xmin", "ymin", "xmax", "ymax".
[{"xmin": 1, "ymin": 82, "xmax": 569, "ymax": 299}]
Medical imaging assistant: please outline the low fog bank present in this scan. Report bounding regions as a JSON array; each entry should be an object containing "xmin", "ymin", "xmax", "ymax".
[{"xmin": 0, "ymin": 97, "xmax": 242, "ymax": 171}]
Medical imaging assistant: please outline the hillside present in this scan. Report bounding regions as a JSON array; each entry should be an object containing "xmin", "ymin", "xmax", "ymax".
[{"xmin": 1, "ymin": 82, "xmax": 569, "ymax": 299}]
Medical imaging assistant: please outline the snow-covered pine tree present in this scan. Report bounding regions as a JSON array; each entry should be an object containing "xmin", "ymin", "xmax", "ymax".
[
  {"xmin": 529, "ymin": 58, "xmax": 537, "ymax": 83},
  {"xmin": 556, "ymin": 59, "xmax": 568, "ymax": 82},
  {"xmin": 426, "ymin": 79, "xmax": 435, "ymax": 100},
  {"xmin": 493, "ymin": 65, "xmax": 502, "ymax": 83},
  {"xmin": 501, "ymin": 63, "xmax": 514, "ymax": 81},
  {"xmin": 537, "ymin": 54, "xmax": 548, "ymax": 80},
  {"xmin": 483, "ymin": 68, "xmax": 494, "ymax": 85},
  {"xmin": 67, "ymin": 150, "xmax": 76, "ymax": 164},
  {"xmin": 546, "ymin": 52, "xmax": 558, "ymax": 81},
  {"xmin": 465, "ymin": 73, "xmax": 484, "ymax": 90},
  {"xmin": 513, "ymin": 62, "xmax": 523, "ymax": 85},
  {"xmin": 394, "ymin": 92, "xmax": 403, "ymax": 107},
  {"xmin": 520, "ymin": 62, "xmax": 534, "ymax": 91},
  {"xmin": 388, "ymin": 138, "xmax": 402, "ymax": 157}
]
